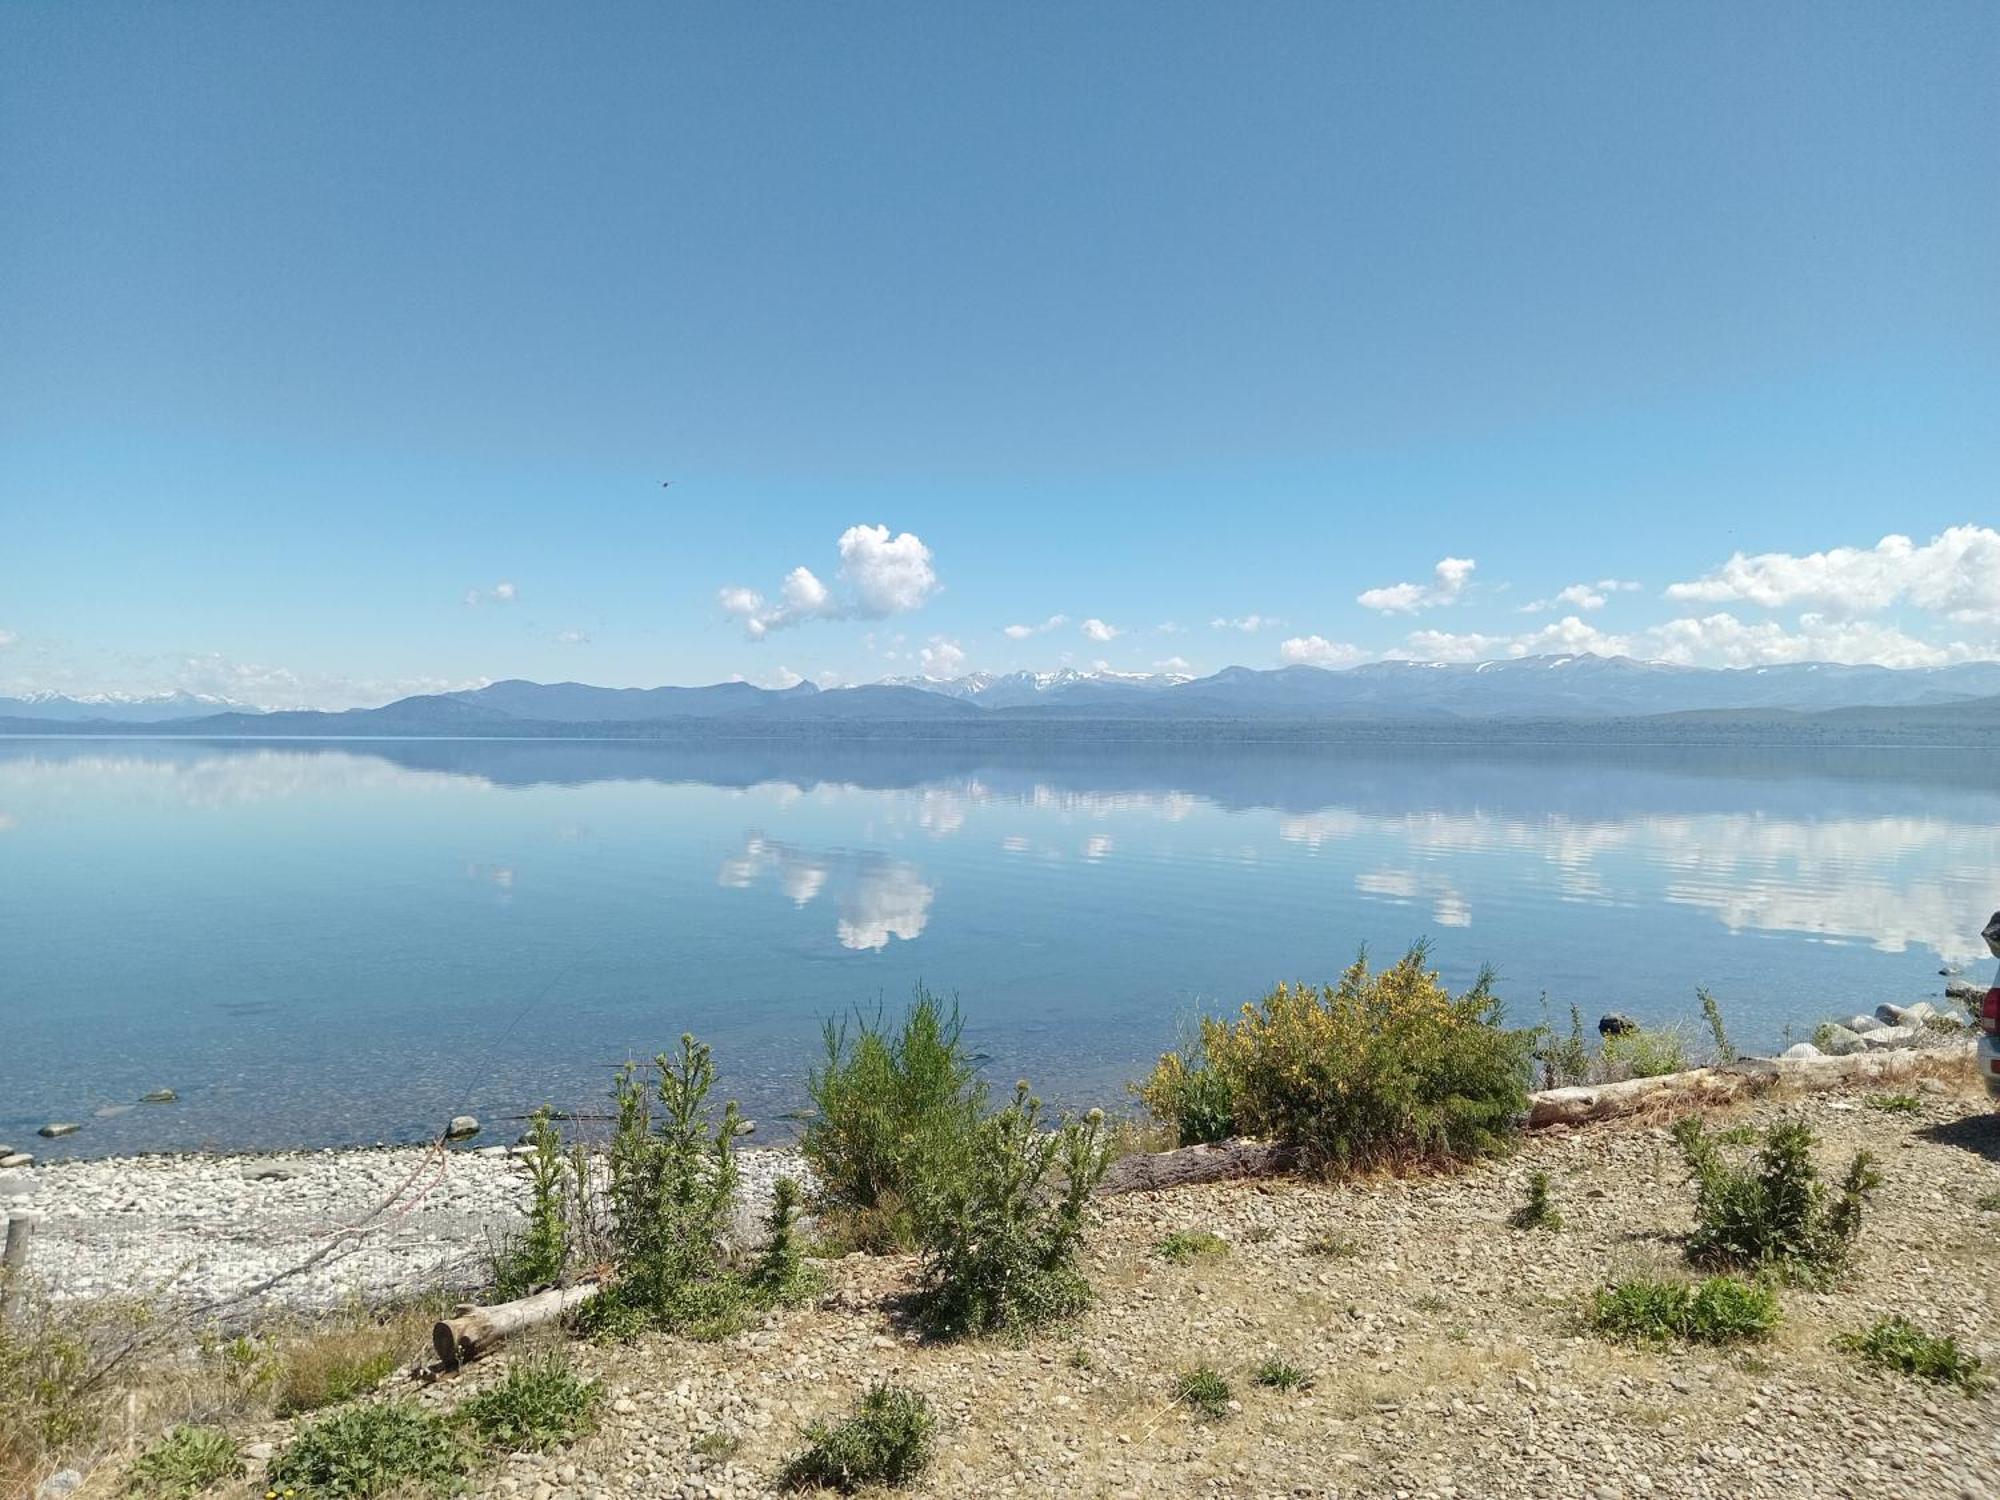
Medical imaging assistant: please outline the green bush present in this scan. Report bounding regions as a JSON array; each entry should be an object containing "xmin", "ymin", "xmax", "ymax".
[
  {"xmin": 1133, "ymin": 1034, "xmax": 1236, "ymax": 1146},
  {"xmin": 269, "ymin": 1401, "xmax": 469, "ymax": 1498},
  {"xmin": 1864, "ymin": 1093, "xmax": 1920, "ymax": 1114},
  {"xmin": 1171, "ymin": 1366, "xmax": 1232, "ymax": 1418},
  {"xmin": 1251, "ymin": 1358, "xmax": 1313, "ymax": 1392},
  {"xmin": 1185, "ymin": 946, "xmax": 1532, "ymax": 1176},
  {"xmin": 802, "ymin": 989, "xmax": 986, "ymax": 1250},
  {"xmin": 1590, "ymin": 1275, "xmax": 1779, "ymax": 1346},
  {"xmin": 1509, "ymin": 1170, "xmax": 1562, "ymax": 1231},
  {"xmin": 907, "ymin": 1085, "xmax": 1111, "ymax": 1340},
  {"xmin": 491, "ymin": 1108, "xmax": 571, "ymax": 1300},
  {"xmin": 1599, "ymin": 1027, "xmax": 1687, "ymax": 1080},
  {"xmin": 1699, "ymin": 988, "xmax": 1735, "ymax": 1063},
  {"xmin": 1531, "ymin": 1001, "xmax": 1592, "ymax": 1089},
  {"xmin": 456, "ymin": 1351, "xmax": 602, "ymax": 1452},
  {"xmin": 752, "ymin": 1177, "xmax": 827, "ymax": 1307},
  {"xmin": 577, "ymin": 1035, "xmax": 747, "ymax": 1339},
  {"xmin": 1837, "ymin": 1316, "xmax": 1987, "ymax": 1394},
  {"xmin": 1154, "ymin": 1229, "xmax": 1229, "ymax": 1264},
  {"xmin": 778, "ymin": 1383, "xmax": 936, "ymax": 1493},
  {"xmin": 126, "ymin": 1425, "xmax": 242, "ymax": 1497},
  {"xmin": 1674, "ymin": 1117, "xmax": 1879, "ymax": 1284}
]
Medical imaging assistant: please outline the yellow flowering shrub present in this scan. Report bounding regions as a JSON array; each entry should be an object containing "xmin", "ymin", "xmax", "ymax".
[{"xmin": 1190, "ymin": 944, "xmax": 1532, "ymax": 1174}]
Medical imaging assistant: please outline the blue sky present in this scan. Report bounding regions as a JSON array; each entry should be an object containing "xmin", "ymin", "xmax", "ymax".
[{"xmin": 2, "ymin": 2, "xmax": 1995, "ymax": 706}]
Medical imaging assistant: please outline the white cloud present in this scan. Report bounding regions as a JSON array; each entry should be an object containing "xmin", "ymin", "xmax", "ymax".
[
  {"xmin": 1357, "ymin": 557, "xmax": 1477, "ymax": 614},
  {"xmin": 1394, "ymin": 609, "xmax": 1996, "ymax": 670},
  {"xmin": 1155, "ymin": 621, "xmax": 1187, "ymax": 636},
  {"xmin": 0, "ymin": 630, "xmax": 16, "ymax": 648},
  {"xmin": 918, "ymin": 637, "xmax": 967, "ymax": 677},
  {"xmin": 552, "ymin": 629, "xmax": 590, "ymax": 645},
  {"xmin": 1002, "ymin": 613, "xmax": 1067, "ymax": 640},
  {"xmin": 721, "ymin": 524, "xmax": 939, "ymax": 639},
  {"xmin": 1154, "ymin": 656, "xmax": 1193, "ymax": 672},
  {"xmin": 1279, "ymin": 635, "xmax": 1368, "ymax": 668},
  {"xmin": 1521, "ymin": 579, "xmax": 1641, "ymax": 614},
  {"xmin": 463, "ymin": 580, "xmax": 518, "ymax": 606},
  {"xmin": 1080, "ymin": 618, "xmax": 1121, "ymax": 643},
  {"xmin": 1211, "ymin": 614, "xmax": 1279, "ymax": 633},
  {"xmin": 1665, "ymin": 526, "xmax": 2000, "ymax": 623}
]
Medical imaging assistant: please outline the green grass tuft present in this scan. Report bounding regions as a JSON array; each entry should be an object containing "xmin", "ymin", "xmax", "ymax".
[
  {"xmin": 126, "ymin": 1425, "xmax": 242, "ymax": 1498},
  {"xmin": 1837, "ymin": 1317, "xmax": 1987, "ymax": 1394},
  {"xmin": 1305, "ymin": 1233, "xmax": 1361, "ymax": 1259},
  {"xmin": 778, "ymin": 1382, "xmax": 936, "ymax": 1493},
  {"xmin": 1589, "ymin": 1275, "xmax": 1779, "ymax": 1347},
  {"xmin": 1172, "ymin": 1365, "xmax": 1233, "ymax": 1418},
  {"xmin": 1509, "ymin": 1170, "xmax": 1563, "ymax": 1231},
  {"xmin": 1252, "ymin": 1358, "xmax": 1314, "ymax": 1393},
  {"xmin": 1154, "ymin": 1230, "xmax": 1229, "ymax": 1264},
  {"xmin": 456, "ymin": 1351, "xmax": 602, "ymax": 1453},
  {"xmin": 269, "ymin": 1400, "xmax": 469, "ymax": 1498},
  {"xmin": 1863, "ymin": 1093, "xmax": 1921, "ymax": 1114}
]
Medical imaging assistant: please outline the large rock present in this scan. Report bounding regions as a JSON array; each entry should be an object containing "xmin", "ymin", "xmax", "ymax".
[
  {"xmin": 37, "ymin": 1471, "xmax": 83, "ymax": 1500},
  {"xmin": 446, "ymin": 1115, "xmax": 481, "ymax": 1142},
  {"xmin": 1780, "ymin": 1042, "xmax": 1823, "ymax": 1061},
  {"xmin": 1815, "ymin": 1025, "xmax": 1866, "ymax": 1057},
  {"xmin": 1597, "ymin": 1013, "xmax": 1640, "ymax": 1037},
  {"xmin": 36, "ymin": 1123, "xmax": 79, "ymax": 1139},
  {"xmin": 0, "ymin": 1153, "xmax": 31, "ymax": 1170},
  {"xmin": 141, "ymin": 1088, "xmax": 177, "ymax": 1104},
  {"xmin": 1846, "ymin": 1014, "xmax": 1885, "ymax": 1034},
  {"xmin": 1876, "ymin": 1001, "xmax": 1936, "ymax": 1027}
]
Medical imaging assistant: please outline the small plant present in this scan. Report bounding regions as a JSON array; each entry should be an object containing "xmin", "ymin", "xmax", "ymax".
[
  {"xmin": 272, "ymin": 1333, "xmax": 402, "ymax": 1416},
  {"xmin": 1864, "ymin": 1093, "xmax": 1921, "ymax": 1114},
  {"xmin": 457, "ymin": 1350, "xmax": 603, "ymax": 1453},
  {"xmin": 1134, "ymin": 1033, "xmax": 1236, "ymax": 1146},
  {"xmin": 1977, "ymin": 1190, "xmax": 2000, "ymax": 1213},
  {"xmin": 1838, "ymin": 1316, "xmax": 1987, "ymax": 1394},
  {"xmin": 1590, "ymin": 1275, "xmax": 1779, "ymax": 1346},
  {"xmin": 691, "ymin": 1429, "xmax": 742, "ymax": 1460},
  {"xmin": 1674, "ymin": 1117, "xmax": 1879, "ymax": 1285},
  {"xmin": 1923, "ymin": 1012, "xmax": 1968, "ymax": 1034},
  {"xmin": 778, "ymin": 1382, "xmax": 937, "ymax": 1493},
  {"xmin": 1305, "ymin": 1232, "xmax": 1361, "ymax": 1259},
  {"xmin": 1709, "ymin": 1124, "xmax": 1759, "ymax": 1146},
  {"xmin": 269, "ymin": 1400, "xmax": 468, "ymax": 1498},
  {"xmin": 491, "ymin": 1107, "xmax": 571, "ymax": 1299},
  {"xmin": 1412, "ymin": 1292, "xmax": 1449, "ymax": 1314},
  {"xmin": 1509, "ymin": 1170, "xmax": 1563, "ymax": 1231},
  {"xmin": 1532, "ymin": 999, "xmax": 1591, "ymax": 1089},
  {"xmin": 126, "ymin": 1425, "xmax": 242, "ymax": 1498},
  {"xmin": 907, "ymin": 1085, "xmax": 1111, "ymax": 1340},
  {"xmin": 1252, "ymin": 1358, "xmax": 1313, "ymax": 1393},
  {"xmin": 576, "ymin": 1035, "xmax": 750, "ymax": 1339},
  {"xmin": 752, "ymin": 1177, "xmax": 827, "ymax": 1307},
  {"xmin": 1599, "ymin": 1027, "xmax": 1686, "ymax": 1080},
  {"xmin": 1172, "ymin": 1365, "xmax": 1232, "ymax": 1419},
  {"xmin": 1698, "ymin": 987, "xmax": 1735, "ymax": 1063},
  {"xmin": 1154, "ymin": 1229, "xmax": 1229, "ymax": 1264},
  {"xmin": 1191, "ymin": 946, "xmax": 1532, "ymax": 1175},
  {"xmin": 802, "ymin": 988, "xmax": 986, "ymax": 1251}
]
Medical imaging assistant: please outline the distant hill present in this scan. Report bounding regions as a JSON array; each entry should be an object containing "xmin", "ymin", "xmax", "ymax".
[
  {"xmin": 0, "ymin": 690, "xmax": 265, "ymax": 723},
  {"xmin": 6, "ymin": 655, "xmax": 2000, "ymax": 738}
]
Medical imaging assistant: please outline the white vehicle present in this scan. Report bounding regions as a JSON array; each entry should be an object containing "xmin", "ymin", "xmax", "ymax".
[{"xmin": 1980, "ymin": 910, "xmax": 2000, "ymax": 1101}]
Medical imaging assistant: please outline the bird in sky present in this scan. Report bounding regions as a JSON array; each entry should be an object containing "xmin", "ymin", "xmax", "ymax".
[{"xmin": 659, "ymin": 480, "xmax": 674, "ymax": 488}]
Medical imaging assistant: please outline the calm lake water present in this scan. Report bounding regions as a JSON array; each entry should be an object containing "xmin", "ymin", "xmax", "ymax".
[{"xmin": 2, "ymin": 736, "xmax": 1994, "ymax": 1157}]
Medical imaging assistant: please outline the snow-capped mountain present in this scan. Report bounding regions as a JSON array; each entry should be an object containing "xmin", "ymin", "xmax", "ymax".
[
  {"xmin": 879, "ymin": 667, "xmax": 1195, "ymax": 709},
  {"xmin": 0, "ymin": 690, "xmax": 267, "ymax": 723}
]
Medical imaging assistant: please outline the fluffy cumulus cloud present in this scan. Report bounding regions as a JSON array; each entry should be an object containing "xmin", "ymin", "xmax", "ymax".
[
  {"xmin": 1522, "ymin": 579, "xmax": 1641, "ymax": 614},
  {"xmin": 1391, "ymin": 610, "xmax": 1993, "ymax": 670},
  {"xmin": 721, "ymin": 524, "xmax": 938, "ymax": 639},
  {"xmin": 1280, "ymin": 635, "xmax": 1369, "ymax": 668},
  {"xmin": 1080, "ymin": 618, "xmax": 1121, "ymax": 642},
  {"xmin": 0, "ymin": 629, "xmax": 16, "ymax": 648},
  {"xmin": 464, "ymin": 580, "xmax": 517, "ymax": 606},
  {"xmin": 552, "ymin": 629, "xmax": 590, "ymax": 646},
  {"xmin": 1665, "ymin": 526, "xmax": 2000, "ymax": 624},
  {"xmin": 1211, "ymin": 614, "xmax": 1279, "ymax": 633},
  {"xmin": 1002, "ymin": 613, "xmax": 1067, "ymax": 640},
  {"xmin": 918, "ymin": 636, "xmax": 967, "ymax": 676},
  {"xmin": 1154, "ymin": 655, "xmax": 1193, "ymax": 672},
  {"xmin": 1357, "ymin": 557, "xmax": 1476, "ymax": 614}
]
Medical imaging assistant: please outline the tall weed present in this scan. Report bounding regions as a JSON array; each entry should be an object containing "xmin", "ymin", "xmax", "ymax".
[{"xmin": 1674, "ymin": 1116, "xmax": 1879, "ymax": 1284}]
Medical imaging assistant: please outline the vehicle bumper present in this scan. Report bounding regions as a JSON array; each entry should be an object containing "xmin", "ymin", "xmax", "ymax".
[{"xmin": 1981, "ymin": 1033, "xmax": 2000, "ymax": 1100}]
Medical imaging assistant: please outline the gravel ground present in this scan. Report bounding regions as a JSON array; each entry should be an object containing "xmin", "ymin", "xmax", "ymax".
[
  {"xmin": 2, "ymin": 1145, "xmax": 805, "ymax": 1311},
  {"xmin": 36, "ymin": 1069, "xmax": 2000, "ymax": 1500}
]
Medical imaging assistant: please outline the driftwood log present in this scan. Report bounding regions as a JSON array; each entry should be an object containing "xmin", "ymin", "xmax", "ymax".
[
  {"xmin": 432, "ymin": 1281, "xmax": 601, "ymax": 1369},
  {"xmin": 1098, "ymin": 1138, "xmax": 1294, "ymax": 1197}
]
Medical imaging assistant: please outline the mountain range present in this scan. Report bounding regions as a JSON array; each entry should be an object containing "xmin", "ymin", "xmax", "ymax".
[{"xmin": 5, "ymin": 654, "xmax": 2000, "ymax": 734}]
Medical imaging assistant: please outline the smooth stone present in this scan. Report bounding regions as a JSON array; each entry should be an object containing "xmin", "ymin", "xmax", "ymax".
[
  {"xmin": 0, "ymin": 1173, "xmax": 34, "ymax": 1196},
  {"xmin": 243, "ymin": 1165, "xmax": 298, "ymax": 1182},
  {"xmin": 446, "ymin": 1115, "xmax": 481, "ymax": 1141},
  {"xmin": 1780, "ymin": 1042, "xmax": 1823, "ymax": 1061},
  {"xmin": 733, "ymin": 1118, "xmax": 757, "ymax": 1136},
  {"xmin": 244, "ymin": 1443, "xmax": 274, "ymax": 1462},
  {"xmin": 1597, "ymin": 1013, "xmax": 1640, "ymax": 1037},
  {"xmin": 37, "ymin": 1471, "xmax": 83, "ymax": 1500},
  {"xmin": 0, "ymin": 1154, "xmax": 31, "ymax": 1170},
  {"xmin": 141, "ymin": 1088, "xmax": 178, "ymax": 1104},
  {"xmin": 37, "ymin": 1123, "xmax": 80, "ymax": 1139},
  {"xmin": 1846, "ymin": 1014, "xmax": 1885, "ymax": 1034},
  {"xmin": 1816, "ymin": 1025, "xmax": 1865, "ymax": 1057}
]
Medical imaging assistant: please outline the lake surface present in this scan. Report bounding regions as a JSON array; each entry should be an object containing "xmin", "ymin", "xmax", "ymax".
[{"xmin": 2, "ymin": 736, "xmax": 1995, "ymax": 1158}]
